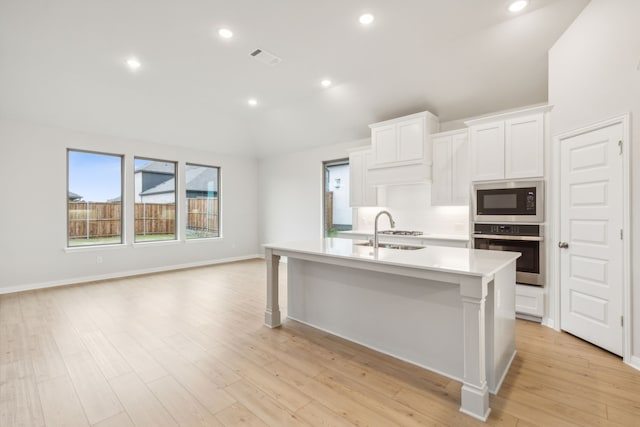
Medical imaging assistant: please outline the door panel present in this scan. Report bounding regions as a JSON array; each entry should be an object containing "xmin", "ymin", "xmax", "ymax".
[{"xmin": 560, "ymin": 123, "xmax": 623, "ymax": 356}]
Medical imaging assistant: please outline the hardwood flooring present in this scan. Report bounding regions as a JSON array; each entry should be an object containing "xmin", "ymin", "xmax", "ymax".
[{"xmin": 1, "ymin": 259, "xmax": 640, "ymax": 426}]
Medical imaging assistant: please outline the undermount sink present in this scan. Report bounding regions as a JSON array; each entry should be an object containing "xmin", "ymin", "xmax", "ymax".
[{"xmin": 355, "ymin": 242, "xmax": 425, "ymax": 250}]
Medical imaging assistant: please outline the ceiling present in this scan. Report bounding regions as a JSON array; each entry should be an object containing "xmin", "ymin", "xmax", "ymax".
[{"xmin": 0, "ymin": 0, "xmax": 589, "ymax": 157}]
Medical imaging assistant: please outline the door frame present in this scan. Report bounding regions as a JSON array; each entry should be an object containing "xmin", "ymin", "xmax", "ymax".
[
  {"xmin": 550, "ymin": 114, "xmax": 631, "ymax": 362},
  {"xmin": 321, "ymin": 158, "xmax": 350, "ymax": 238}
]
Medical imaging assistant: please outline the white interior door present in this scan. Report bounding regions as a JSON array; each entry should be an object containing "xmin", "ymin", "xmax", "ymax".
[{"xmin": 560, "ymin": 122, "xmax": 624, "ymax": 356}]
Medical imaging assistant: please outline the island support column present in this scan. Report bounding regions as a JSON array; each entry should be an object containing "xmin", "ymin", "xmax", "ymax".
[
  {"xmin": 264, "ymin": 248, "xmax": 282, "ymax": 328},
  {"xmin": 459, "ymin": 276, "xmax": 491, "ymax": 421}
]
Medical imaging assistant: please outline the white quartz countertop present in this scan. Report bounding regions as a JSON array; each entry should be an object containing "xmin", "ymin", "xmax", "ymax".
[
  {"xmin": 338, "ymin": 230, "xmax": 469, "ymax": 242},
  {"xmin": 263, "ymin": 238, "xmax": 519, "ymax": 278}
]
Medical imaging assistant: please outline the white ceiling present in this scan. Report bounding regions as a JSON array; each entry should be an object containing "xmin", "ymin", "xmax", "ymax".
[{"xmin": 0, "ymin": 0, "xmax": 589, "ymax": 157}]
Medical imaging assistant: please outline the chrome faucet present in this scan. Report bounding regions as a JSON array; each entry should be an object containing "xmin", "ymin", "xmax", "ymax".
[{"xmin": 373, "ymin": 210, "xmax": 395, "ymax": 249}]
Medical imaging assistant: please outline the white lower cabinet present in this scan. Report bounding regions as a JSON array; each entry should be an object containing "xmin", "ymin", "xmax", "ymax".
[{"xmin": 515, "ymin": 284, "xmax": 544, "ymax": 318}]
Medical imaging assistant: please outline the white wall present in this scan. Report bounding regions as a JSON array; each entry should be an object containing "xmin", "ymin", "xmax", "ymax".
[
  {"xmin": 356, "ymin": 184, "xmax": 469, "ymax": 235},
  {"xmin": 0, "ymin": 118, "xmax": 259, "ymax": 293},
  {"xmin": 258, "ymin": 139, "xmax": 367, "ymax": 245},
  {"xmin": 548, "ymin": 0, "xmax": 640, "ymax": 359}
]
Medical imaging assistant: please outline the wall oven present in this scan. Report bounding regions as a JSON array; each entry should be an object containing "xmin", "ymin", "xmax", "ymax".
[
  {"xmin": 473, "ymin": 223, "xmax": 544, "ymax": 286},
  {"xmin": 472, "ymin": 180, "xmax": 544, "ymax": 223}
]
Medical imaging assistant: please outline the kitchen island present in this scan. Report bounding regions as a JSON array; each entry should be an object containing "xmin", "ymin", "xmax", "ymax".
[{"xmin": 263, "ymin": 238, "xmax": 519, "ymax": 421}]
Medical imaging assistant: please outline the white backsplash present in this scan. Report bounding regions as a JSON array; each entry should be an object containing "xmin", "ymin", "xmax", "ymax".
[{"xmin": 356, "ymin": 183, "xmax": 469, "ymax": 235}]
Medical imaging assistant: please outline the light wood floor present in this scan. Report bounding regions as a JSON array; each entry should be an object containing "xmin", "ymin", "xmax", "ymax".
[{"xmin": 2, "ymin": 259, "xmax": 640, "ymax": 427}]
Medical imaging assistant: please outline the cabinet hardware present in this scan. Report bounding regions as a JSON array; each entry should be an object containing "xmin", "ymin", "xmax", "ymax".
[
  {"xmin": 558, "ymin": 242, "xmax": 569, "ymax": 249},
  {"xmin": 620, "ymin": 229, "xmax": 623, "ymax": 240},
  {"xmin": 618, "ymin": 140, "xmax": 623, "ymax": 154},
  {"xmin": 621, "ymin": 316, "xmax": 624, "ymax": 327}
]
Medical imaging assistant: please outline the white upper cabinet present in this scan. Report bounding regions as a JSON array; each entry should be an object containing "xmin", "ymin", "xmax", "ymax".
[
  {"xmin": 396, "ymin": 118, "xmax": 425, "ymax": 163},
  {"xmin": 368, "ymin": 111, "xmax": 440, "ymax": 185},
  {"xmin": 505, "ymin": 114, "xmax": 544, "ymax": 179},
  {"xmin": 431, "ymin": 130, "xmax": 470, "ymax": 206},
  {"xmin": 466, "ymin": 105, "xmax": 550, "ymax": 182},
  {"xmin": 349, "ymin": 147, "xmax": 378, "ymax": 207},
  {"xmin": 451, "ymin": 131, "xmax": 471, "ymax": 205},
  {"xmin": 469, "ymin": 122, "xmax": 505, "ymax": 181}
]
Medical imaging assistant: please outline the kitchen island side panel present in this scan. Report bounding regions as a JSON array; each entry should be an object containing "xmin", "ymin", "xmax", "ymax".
[{"xmin": 287, "ymin": 258, "xmax": 465, "ymax": 381}]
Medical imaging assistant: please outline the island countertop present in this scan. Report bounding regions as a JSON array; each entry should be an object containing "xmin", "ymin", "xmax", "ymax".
[{"xmin": 263, "ymin": 237, "xmax": 520, "ymax": 278}]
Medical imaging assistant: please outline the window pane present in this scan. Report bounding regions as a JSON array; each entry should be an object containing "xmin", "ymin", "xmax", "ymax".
[
  {"xmin": 134, "ymin": 158, "xmax": 176, "ymax": 242},
  {"xmin": 186, "ymin": 164, "xmax": 220, "ymax": 239},
  {"xmin": 67, "ymin": 150, "xmax": 123, "ymax": 247}
]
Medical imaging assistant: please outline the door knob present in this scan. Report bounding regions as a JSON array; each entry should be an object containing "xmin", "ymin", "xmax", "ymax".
[{"xmin": 558, "ymin": 242, "xmax": 569, "ymax": 249}]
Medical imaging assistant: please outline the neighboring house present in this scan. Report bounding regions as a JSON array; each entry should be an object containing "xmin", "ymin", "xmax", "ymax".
[
  {"xmin": 137, "ymin": 163, "xmax": 218, "ymax": 204},
  {"xmin": 68, "ymin": 191, "xmax": 83, "ymax": 201},
  {"xmin": 134, "ymin": 161, "xmax": 175, "ymax": 202}
]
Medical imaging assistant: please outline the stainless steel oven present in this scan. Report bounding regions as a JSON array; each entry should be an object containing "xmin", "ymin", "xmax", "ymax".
[
  {"xmin": 472, "ymin": 180, "xmax": 544, "ymax": 223},
  {"xmin": 473, "ymin": 223, "xmax": 544, "ymax": 286}
]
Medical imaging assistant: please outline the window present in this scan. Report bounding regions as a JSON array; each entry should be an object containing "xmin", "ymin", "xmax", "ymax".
[
  {"xmin": 67, "ymin": 150, "xmax": 123, "ymax": 247},
  {"xmin": 134, "ymin": 158, "xmax": 177, "ymax": 242},
  {"xmin": 186, "ymin": 164, "xmax": 220, "ymax": 239}
]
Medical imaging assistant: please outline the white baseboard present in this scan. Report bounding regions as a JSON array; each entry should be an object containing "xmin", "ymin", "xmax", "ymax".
[
  {"xmin": 0, "ymin": 254, "xmax": 262, "ymax": 295},
  {"xmin": 516, "ymin": 313, "xmax": 542, "ymax": 323},
  {"xmin": 542, "ymin": 317, "xmax": 558, "ymax": 330},
  {"xmin": 627, "ymin": 355, "xmax": 640, "ymax": 372}
]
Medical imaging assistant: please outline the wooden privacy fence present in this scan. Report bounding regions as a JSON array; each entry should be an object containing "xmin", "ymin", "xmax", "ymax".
[
  {"xmin": 324, "ymin": 192, "xmax": 333, "ymax": 231},
  {"xmin": 68, "ymin": 199, "xmax": 219, "ymax": 239}
]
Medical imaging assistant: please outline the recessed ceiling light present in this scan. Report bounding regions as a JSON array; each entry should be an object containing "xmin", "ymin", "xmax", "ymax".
[
  {"xmin": 321, "ymin": 79, "xmax": 332, "ymax": 88},
  {"xmin": 218, "ymin": 28, "xmax": 233, "ymax": 39},
  {"xmin": 508, "ymin": 0, "xmax": 529, "ymax": 13},
  {"xmin": 248, "ymin": 98, "xmax": 258, "ymax": 106},
  {"xmin": 359, "ymin": 14, "xmax": 375, "ymax": 25},
  {"xmin": 126, "ymin": 57, "xmax": 141, "ymax": 71}
]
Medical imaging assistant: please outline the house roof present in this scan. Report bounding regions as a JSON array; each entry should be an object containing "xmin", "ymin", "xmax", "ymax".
[
  {"xmin": 135, "ymin": 161, "xmax": 175, "ymax": 174},
  {"xmin": 140, "ymin": 165, "xmax": 218, "ymax": 196},
  {"xmin": 68, "ymin": 191, "xmax": 83, "ymax": 201}
]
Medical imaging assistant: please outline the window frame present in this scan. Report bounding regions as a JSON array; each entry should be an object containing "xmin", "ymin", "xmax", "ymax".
[
  {"xmin": 133, "ymin": 156, "xmax": 179, "ymax": 243},
  {"xmin": 66, "ymin": 149, "xmax": 125, "ymax": 248},
  {"xmin": 185, "ymin": 162, "xmax": 221, "ymax": 240}
]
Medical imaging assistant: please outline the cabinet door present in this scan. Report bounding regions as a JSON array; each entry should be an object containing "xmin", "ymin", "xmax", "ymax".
[
  {"xmin": 349, "ymin": 150, "xmax": 377, "ymax": 207},
  {"xmin": 431, "ymin": 135, "xmax": 452, "ymax": 206},
  {"xmin": 371, "ymin": 125, "xmax": 397, "ymax": 165},
  {"xmin": 505, "ymin": 114, "xmax": 543, "ymax": 179},
  {"xmin": 451, "ymin": 132, "xmax": 470, "ymax": 205},
  {"xmin": 470, "ymin": 122, "xmax": 505, "ymax": 181},
  {"xmin": 362, "ymin": 150, "xmax": 378, "ymax": 206},
  {"xmin": 397, "ymin": 118, "xmax": 425, "ymax": 163},
  {"xmin": 349, "ymin": 152, "xmax": 364, "ymax": 207}
]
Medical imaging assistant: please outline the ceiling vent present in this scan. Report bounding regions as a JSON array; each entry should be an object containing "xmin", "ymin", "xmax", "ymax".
[{"xmin": 250, "ymin": 48, "xmax": 282, "ymax": 66}]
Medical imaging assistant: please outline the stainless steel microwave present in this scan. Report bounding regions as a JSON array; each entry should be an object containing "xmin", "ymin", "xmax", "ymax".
[{"xmin": 472, "ymin": 180, "xmax": 544, "ymax": 223}]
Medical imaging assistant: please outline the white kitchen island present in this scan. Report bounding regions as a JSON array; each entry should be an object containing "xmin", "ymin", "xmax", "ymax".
[{"xmin": 263, "ymin": 238, "xmax": 519, "ymax": 422}]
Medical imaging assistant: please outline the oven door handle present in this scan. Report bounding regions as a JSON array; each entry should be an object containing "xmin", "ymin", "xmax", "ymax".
[{"xmin": 473, "ymin": 234, "xmax": 543, "ymax": 241}]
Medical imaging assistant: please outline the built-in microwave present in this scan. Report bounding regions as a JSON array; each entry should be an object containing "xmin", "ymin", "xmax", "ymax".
[{"xmin": 472, "ymin": 180, "xmax": 544, "ymax": 223}]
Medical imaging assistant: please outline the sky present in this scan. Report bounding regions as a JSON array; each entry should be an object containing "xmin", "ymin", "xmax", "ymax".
[{"xmin": 67, "ymin": 151, "xmax": 150, "ymax": 202}]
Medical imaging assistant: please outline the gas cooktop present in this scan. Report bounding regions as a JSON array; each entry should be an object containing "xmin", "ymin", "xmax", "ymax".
[{"xmin": 379, "ymin": 230, "xmax": 423, "ymax": 236}]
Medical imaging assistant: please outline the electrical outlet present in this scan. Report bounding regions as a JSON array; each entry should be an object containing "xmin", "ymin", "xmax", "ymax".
[{"xmin": 96, "ymin": 256, "xmax": 103, "ymax": 264}]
